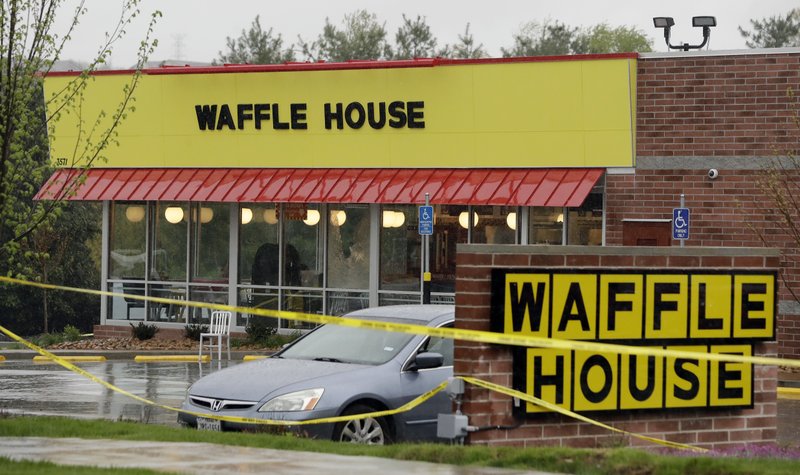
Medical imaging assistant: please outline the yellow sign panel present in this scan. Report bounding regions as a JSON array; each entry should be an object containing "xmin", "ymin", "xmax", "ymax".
[
  {"xmin": 44, "ymin": 57, "xmax": 636, "ymax": 168},
  {"xmin": 493, "ymin": 269, "xmax": 773, "ymax": 414},
  {"xmin": 524, "ymin": 345, "xmax": 751, "ymax": 414}
]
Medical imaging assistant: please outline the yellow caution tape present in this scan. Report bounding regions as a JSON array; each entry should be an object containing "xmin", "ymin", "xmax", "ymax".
[
  {"xmin": 33, "ymin": 355, "xmax": 106, "ymax": 363},
  {"xmin": 0, "ymin": 275, "xmax": 797, "ymax": 369},
  {"xmin": 461, "ymin": 376, "xmax": 707, "ymax": 453},
  {"xmin": 134, "ymin": 355, "xmax": 209, "ymax": 362}
]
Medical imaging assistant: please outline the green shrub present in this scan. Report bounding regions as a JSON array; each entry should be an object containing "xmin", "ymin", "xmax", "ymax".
[
  {"xmin": 245, "ymin": 317, "xmax": 277, "ymax": 343},
  {"xmin": 183, "ymin": 324, "xmax": 208, "ymax": 341},
  {"xmin": 130, "ymin": 322, "xmax": 159, "ymax": 341},
  {"xmin": 33, "ymin": 333, "xmax": 65, "ymax": 347},
  {"xmin": 62, "ymin": 325, "xmax": 83, "ymax": 342}
]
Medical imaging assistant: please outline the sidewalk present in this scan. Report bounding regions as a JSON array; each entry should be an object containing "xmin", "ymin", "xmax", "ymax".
[{"xmin": 0, "ymin": 437, "xmax": 552, "ymax": 475}]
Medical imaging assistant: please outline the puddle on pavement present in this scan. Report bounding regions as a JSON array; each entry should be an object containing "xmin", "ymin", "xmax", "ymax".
[{"xmin": 0, "ymin": 360, "xmax": 240, "ymax": 426}]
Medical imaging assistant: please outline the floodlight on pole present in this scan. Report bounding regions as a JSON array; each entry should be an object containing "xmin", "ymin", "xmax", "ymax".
[{"xmin": 652, "ymin": 16, "xmax": 716, "ymax": 51}]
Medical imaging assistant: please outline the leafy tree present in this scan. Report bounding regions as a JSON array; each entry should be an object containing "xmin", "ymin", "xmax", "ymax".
[
  {"xmin": 502, "ymin": 20, "xmax": 652, "ymax": 57},
  {"xmin": 25, "ymin": 203, "xmax": 101, "ymax": 334},
  {"xmin": 573, "ymin": 24, "xmax": 652, "ymax": 54},
  {"xmin": 299, "ymin": 9, "xmax": 392, "ymax": 61},
  {"xmin": 0, "ymin": 1, "xmax": 159, "ymax": 335},
  {"xmin": 393, "ymin": 14, "xmax": 437, "ymax": 59},
  {"xmin": 216, "ymin": 15, "xmax": 295, "ymax": 65},
  {"xmin": 739, "ymin": 9, "xmax": 800, "ymax": 48},
  {"xmin": 502, "ymin": 20, "xmax": 578, "ymax": 57},
  {"xmin": 439, "ymin": 24, "xmax": 488, "ymax": 59}
]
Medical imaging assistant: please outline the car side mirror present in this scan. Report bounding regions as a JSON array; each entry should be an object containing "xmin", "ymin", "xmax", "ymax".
[{"xmin": 409, "ymin": 352, "xmax": 443, "ymax": 371}]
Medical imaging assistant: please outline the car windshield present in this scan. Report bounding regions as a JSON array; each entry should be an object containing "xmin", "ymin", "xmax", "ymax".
[{"xmin": 278, "ymin": 318, "xmax": 418, "ymax": 365}]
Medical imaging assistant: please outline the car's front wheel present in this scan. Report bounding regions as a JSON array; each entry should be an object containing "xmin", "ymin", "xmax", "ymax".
[{"xmin": 333, "ymin": 404, "xmax": 391, "ymax": 445}]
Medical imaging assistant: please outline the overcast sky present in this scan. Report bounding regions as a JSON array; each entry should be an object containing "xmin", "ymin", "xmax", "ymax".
[{"xmin": 58, "ymin": 0, "xmax": 798, "ymax": 67}]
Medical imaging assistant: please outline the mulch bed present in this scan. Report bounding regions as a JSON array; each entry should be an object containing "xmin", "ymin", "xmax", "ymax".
[{"xmin": 46, "ymin": 338, "xmax": 270, "ymax": 351}]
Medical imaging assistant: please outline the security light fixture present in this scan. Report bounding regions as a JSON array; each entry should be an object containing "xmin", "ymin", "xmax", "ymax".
[
  {"xmin": 692, "ymin": 16, "xmax": 717, "ymax": 27},
  {"xmin": 653, "ymin": 17, "xmax": 675, "ymax": 29},
  {"xmin": 652, "ymin": 16, "xmax": 716, "ymax": 51}
]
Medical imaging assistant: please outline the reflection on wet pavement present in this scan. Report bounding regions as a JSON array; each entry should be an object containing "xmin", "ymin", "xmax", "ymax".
[{"xmin": 0, "ymin": 360, "xmax": 238, "ymax": 426}]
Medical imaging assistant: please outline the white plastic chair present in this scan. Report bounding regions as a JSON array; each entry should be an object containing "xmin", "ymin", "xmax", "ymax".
[{"xmin": 199, "ymin": 311, "xmax": 232, "ymax": 361}]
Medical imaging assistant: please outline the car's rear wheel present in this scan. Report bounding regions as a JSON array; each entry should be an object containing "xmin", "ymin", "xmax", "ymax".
[{"xmin": 333, "ymin": 404, "xmax": 392, "ymax": 445}]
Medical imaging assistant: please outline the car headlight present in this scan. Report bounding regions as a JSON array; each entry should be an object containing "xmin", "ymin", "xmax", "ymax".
[{"xmin": 258, "ymin": 388, "xmax": 324, "ymax": 412}]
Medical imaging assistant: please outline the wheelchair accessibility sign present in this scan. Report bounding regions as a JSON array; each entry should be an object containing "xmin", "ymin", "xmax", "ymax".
[
  {"xmin": 419, "ymin": 205, "xmax": 434, "ymax": 235},
  {"xmin": 673, "ymin": 208, "xmax": 690, "ymax": 240}
]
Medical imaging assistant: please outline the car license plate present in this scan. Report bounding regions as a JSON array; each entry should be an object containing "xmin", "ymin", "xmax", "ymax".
[{"xmin": 196, "ymin": 417, "xmax": 221, "ymax": 431}]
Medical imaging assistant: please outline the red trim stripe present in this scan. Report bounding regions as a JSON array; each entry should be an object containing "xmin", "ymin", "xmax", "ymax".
[{"xmin": 45, "ymin": 53, "xmax": 637, "ymax": 77}]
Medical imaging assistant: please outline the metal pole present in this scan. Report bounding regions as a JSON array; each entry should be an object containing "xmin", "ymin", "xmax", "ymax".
[
  {"xmin": 680, "ymin": 193, "xmax": 685, "ymax": 248},
  {"xmin": 423, "ymin": 193, "xmax": 431, "ymax": 304}
]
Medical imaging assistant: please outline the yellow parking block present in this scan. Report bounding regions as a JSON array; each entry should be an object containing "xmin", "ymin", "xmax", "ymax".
[
  {"xmin": 243, "ymin": 355, "xmax": 268, "ymax": 361},
  {"xmin": 778, "ymin": 387, "xmax": 800, "ymax": 400},
  {"xmin": 33, "ymin": 355, "xmax": 106, "ymax": 363},
  {"xmin": 134, "ymin": 355, "xmax": 210, "ymax": 362}
]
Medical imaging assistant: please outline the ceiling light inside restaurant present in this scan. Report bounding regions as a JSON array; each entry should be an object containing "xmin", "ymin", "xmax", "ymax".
[
  {"xmin": 241, "ymin": 207, "xmax": 253, "ymax": 225},
  {"xmin": 165, "ymin": 206, "xmax": 184, "ymax": 224},
  {"xmin": 458, "ymin": 211, "xmax": 479, "ymax": 229},
  {"xmin": 382, "ymin": 210, "xmax": 406, "ymax": 228},
  {"xmin": 303, "ymin": 209, "xmax": 321, "ymax": 226},
  {"xmin": 330, "ymin": 210, "xmax": 347, "ymax": 226},
  {"xmin": 506, "ymin": 212, "xmax": 517, "ymax": 231},
  {"xmin": 263, "ymin": 208, "xmax": 278, "ymax": 225},
  {"xmin": 125, "ymin": 205, "xmax": 145, "ymax": 223},
  {"xmin": 200, "ymin": 207, "xmax": 214, "ymax": 224}
]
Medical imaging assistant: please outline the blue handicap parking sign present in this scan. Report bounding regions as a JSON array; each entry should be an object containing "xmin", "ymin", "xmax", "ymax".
[
  {"xmin": 419, "ymin": 206, "xmax": 433, "ymax": 235},
  {"xmin": 673, "ymin": 208, "xmax": 690, "ymax": 240}
]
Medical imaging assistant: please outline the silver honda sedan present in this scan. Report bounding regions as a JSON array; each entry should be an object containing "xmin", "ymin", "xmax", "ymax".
[{"xmin": 178, "ymin": 305, "xmax": 454, "ymax": 444}]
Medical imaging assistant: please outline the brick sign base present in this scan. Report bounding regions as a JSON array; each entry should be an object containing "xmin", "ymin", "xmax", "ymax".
[{"xmin": 454, "ymin": 245, "xmax": 778, "ymax": 450}]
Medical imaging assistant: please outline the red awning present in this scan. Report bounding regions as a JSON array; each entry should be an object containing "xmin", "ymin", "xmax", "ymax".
[{"xmin": 36, "ymin": 168, "xmax": 604, "ymax": 207}]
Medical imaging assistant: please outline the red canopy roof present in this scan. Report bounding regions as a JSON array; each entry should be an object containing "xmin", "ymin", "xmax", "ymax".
[{"xmin": 36, "ymin": 168, "xmax": 604, "ymax": 207}]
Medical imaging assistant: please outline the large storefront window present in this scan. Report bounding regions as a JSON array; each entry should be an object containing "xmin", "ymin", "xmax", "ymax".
[
  {"xmin": 240, "ymin": 205, "xmax": 280, "ymax": 285},
  {"xmin": 327, "ymin": 205, "xmax": 370, "ymax": 315},
  {"xmin": 472, "ymin": 206, "xmax": 517, "ymax": 244},
  {"xmin": 189, "ymin": 203, "xmax": 230, "ymax": 323},
  {"xmin": 529, "ymin": 207, "xmax": 564, "ymax": 245},
  {"xmin": 109, "ymin": 203, "xmax": 147, "ymax": 279},
  {"xmin": 109, "ymin": 203, "xmax": 148, "ymax": 321},
  {"xmin": 238, "ymin": 204, "xmax": 280, "ymax": 327},
  {"xmin": 105, "ymin": 195, "xmax": 607, "ymax": 327},
  {"xmin": 567, "ymin": 192, "xmax": 603, "ymax": 246},
  {"xmin": 152, "ymin": 202, "xmax": 188, "ymax": 281},
  {"xmin": 283, "ymin": 204, "xmax": 322, "ymax": 327},
  {"xmin": 431, "ymin": 205, "xmax": 468, "ymax": 294},
  {"xmin": 379, "ymin": 205, "xmax": 419, "ymax": 305},
  {"xmin": 148, "ymin": 202, "xmax": 189, "ymax": 322}
]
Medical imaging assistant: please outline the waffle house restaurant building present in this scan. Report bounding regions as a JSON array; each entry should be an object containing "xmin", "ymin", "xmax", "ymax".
[{"xmin": 39, "ymin": 49, "xmax": 800, "ymax": 347}]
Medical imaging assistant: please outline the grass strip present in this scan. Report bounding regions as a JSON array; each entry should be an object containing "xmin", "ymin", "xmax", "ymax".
[
  {"xmin": 0, "ymin": 416, "xmax": 799, "ymax": 475},
  {"xmin": 0, "ymin": 456, "xmax": 177, "ymax": 475}
]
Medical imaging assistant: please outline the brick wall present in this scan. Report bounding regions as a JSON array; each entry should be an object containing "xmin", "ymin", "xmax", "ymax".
[
  {"xmin": 455, "ymin": 245, "xmax": 778, "ymax": 450},
  {"xmin": 612, "ymin": 50, "xmax": 800, "ymax": 358},
  {"xmin": 636, "ymin": 52, "xmax": 799, "ymax": 157}
]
